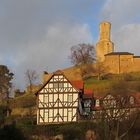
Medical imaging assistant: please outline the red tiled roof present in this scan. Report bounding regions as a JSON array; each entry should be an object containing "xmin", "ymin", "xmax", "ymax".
[
  {"xmin": 71, "ymin": 80, "xmax": 84, "ymax": 90},
  {"xmin": 71, "ymin": 81, "xmax": 93, "ymax": 96},
  {"xmin": 84, "ymin": 89, "xmax": 93, "ymax": 95},
  {"xmin": 83, "ymin": 89, "xmax": 93, "ymax": 99}
]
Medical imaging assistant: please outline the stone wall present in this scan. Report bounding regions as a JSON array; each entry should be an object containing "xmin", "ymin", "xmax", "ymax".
[
  {"xmin": 132, "ymin": 57, "xmax": 140, "ymax": 72},
  {"xmin": 104, "ymin": 55, "xmax": 120, "ymax": 73},
  {"xmin": 104, "ymin": 54, "xmax": 140, "ymax": 74}
]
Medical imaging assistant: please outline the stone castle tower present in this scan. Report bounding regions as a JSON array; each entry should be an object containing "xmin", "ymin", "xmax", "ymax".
[{"xmin": 96, "ymin": 21, "xmax": 114, "ymax": 62}]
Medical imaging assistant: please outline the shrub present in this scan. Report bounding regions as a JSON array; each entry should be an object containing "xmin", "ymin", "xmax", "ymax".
[
  {"xmin": 59, "ymin": 125, "xmax": 82, "ymax": 140},
  {"xmin": 0, "ymin": 123, "xmax": 25, "ymax": 140}
]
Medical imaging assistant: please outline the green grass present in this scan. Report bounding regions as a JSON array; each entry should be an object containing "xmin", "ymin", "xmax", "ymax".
[
  {"xmin": 10, "ymin": 93, "xmax": 36, "ymax": 108},
  {"xmin": 84, "ymin": 77, "xmax": 113, "ymax": 95},
  {"xmin": 84, "ymin": 75, "xmax": 140, "ymax": 96}
]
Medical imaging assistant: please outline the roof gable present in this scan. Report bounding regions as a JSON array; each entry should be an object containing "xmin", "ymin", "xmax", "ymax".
[{"xmin": 35, "ymin": 70, "xmax": 81, "ymax": 95}]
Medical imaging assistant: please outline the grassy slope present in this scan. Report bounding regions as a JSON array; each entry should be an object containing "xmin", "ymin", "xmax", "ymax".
[
  {"xmin": 11, "ymin": 67, "xmax": 140, "ymax": 116},
  {"xmin": 10, "ymin": 93, "xmax": 36, "ymax": 116}
]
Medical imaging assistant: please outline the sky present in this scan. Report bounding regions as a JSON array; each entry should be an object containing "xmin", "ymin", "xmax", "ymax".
[{"xmin": 0, "ymin": 0, "xmax": 140, "ymax": 89}]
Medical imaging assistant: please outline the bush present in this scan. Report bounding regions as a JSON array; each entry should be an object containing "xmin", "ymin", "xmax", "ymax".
[
  {"xmin": 59, "ymin": 125, "xmax": 82, "ymax": 140},
  {"xmin": 0, "ymin": 123, "xmax": 25, "ymax": 140},
  {"xmin": 0, "ymin": 105, "xmax": 8, "ymax": 126}
]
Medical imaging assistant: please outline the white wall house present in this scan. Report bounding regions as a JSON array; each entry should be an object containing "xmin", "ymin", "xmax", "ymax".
[{"xmin": 36, "ymin": 70, "xmax": 81, "ymax": 125}]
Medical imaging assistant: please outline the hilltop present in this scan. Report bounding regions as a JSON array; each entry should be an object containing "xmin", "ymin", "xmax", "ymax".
[{"xmin": 43, "ymin": 65, "xmax": 140, "ymax": 96}]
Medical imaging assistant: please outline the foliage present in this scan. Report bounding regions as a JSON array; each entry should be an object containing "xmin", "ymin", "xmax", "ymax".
[
  {"xmin": 0, "ymin": 115, "xmax": 139, "ymax": 140},
  {"xmin": 69, "ymin": 43, "xmax": 95, "ymax": 79},
  {"xmin": 110, "ymin": 80, "xmax": 128, "ymax": 95},
  {"xmin": 1, "ymin": 68, "xmax": 140, "ymax": 139},
  {"xmin": 70, "ymin": 43, "xmax": 95, "ymax": 66},
  {"xmin": 0, "ymin": 65, "xmax": 14, "ymax": 99},
  {"xmin": 95, "ymin": 61, "xmax": 108, "ymax": 80},
  {"xmin": 59, "ymin": 124, "xmax": 82, "ymax": 140},
  {"xmin": 10, "ymin": 93, "xmax": 36, "ymax": 108},
  {"xmin": 0, "ymin": 123, "xmax": 25, "ymax": 140},
  {"xmin": 14, "ymin": 89, "xmax": 25, "ymax": 97},
  {"xmin": 25, "ymin": 69, "xmax": 38, "ymax": 93},
  {"xmin": 0, "ymin": 105, "xmax": 7, "ymax": 126},
  {"xmin": 79, "ymin": 64, "xmax": 95, "ymax": 79},
  {"xmin": 0, "ymin": 65, "xmax": 14, "ymax": 117}
]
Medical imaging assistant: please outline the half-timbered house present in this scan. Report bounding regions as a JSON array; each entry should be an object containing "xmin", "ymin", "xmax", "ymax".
[
  {"xmin": 36, "ymin": 70, "xmax": 84, "ymax": 125},
  {"xmin": 92, "ymin": 93, "xmax": 140, "ymax": 121},
  {"xmin": 35, "ymin": 69, "xmax": 140, "ymax": 124}
]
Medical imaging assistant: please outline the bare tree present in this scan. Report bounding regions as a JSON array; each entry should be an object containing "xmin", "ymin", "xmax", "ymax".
[
  {"xmin": 69, "ymin": 43, "xmax": 95, "ymax": 79},
  {"xmin": 25, "ymin": 69, "xmax": 38, "ymax": 94},
  {"xmin": 94, "ymin": 94, "xmax": 140, "ymax": 140}
]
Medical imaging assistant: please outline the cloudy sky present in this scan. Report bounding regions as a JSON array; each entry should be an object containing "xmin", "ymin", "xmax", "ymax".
[{"xmin": 0, "ymin": 0, "xmax": 140, "ymax": 89}]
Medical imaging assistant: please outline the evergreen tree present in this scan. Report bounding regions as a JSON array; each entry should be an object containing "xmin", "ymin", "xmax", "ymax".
[
  {"xmin": 0, "ymin": 65, "xmax": 14, "ymax": 116},
  {"xmin": 0, "ymin": 65, "xmax": 14, "ymax": 99}
]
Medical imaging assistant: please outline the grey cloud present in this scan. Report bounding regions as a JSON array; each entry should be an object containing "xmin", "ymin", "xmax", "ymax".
[
  {"xmin": 101, "ymin": 0, "xmax": 140, "ymax": 28},
  {"xmin": 0, "ymin": 0, "xmax": 98, "ymax": 89},
  {"xmin": 12, "ymin": 23, "xmax": 93, "ymax": 89},
  {"xmin": 0, "ymin": 0, "xmax": 95, "ymax": 52},
  {"xmin": 112, "ymin": 24, "xmax": 140, "ymax": 55}
]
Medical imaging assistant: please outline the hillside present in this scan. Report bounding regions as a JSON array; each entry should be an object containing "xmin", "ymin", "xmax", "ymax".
[
  {"xmin": 43, "ymin": 64, "xmax": 96, "ymax": 82},
  {"xmin": 1, "ymin": 68, "xmax": 140, "ymax": 140},
  {"xmin": 42, "ymin": 66, "xmax": 83, "ymax": 83},
  {"xmin": 42, "ymin": 65, "xmax": 140, "ymax": 96}
]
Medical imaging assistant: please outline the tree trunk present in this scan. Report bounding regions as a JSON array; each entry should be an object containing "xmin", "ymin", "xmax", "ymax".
[{"xmin": 97, "ymin": 73, "xmax": 100, "ymax": 80}]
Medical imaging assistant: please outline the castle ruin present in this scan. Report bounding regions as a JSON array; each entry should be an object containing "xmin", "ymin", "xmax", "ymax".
[{"xmin": 96, "ymin": 21, "xmax": 140, "ymax": 74}]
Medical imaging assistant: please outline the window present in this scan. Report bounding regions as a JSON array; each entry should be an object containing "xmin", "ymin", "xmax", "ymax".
[
  {"xmin": 44, "ymin": 95, "xmax": 48, "ymax": 103},
  {"xmin": 59, "ymin": 83, "xmax": 63, "ymax": 88},
  {"xmin": 85, "ymin": 108, "xmax": 90, "ymax": 113},
  {"xmin": 44, "ymin": 109, "xmax": 49, "ymax": 119},
  {"xmin": 121, "ymin": 96, "xmax": 127, "ymax": 106},
  {"xmin": 96, "ymin": 99, "xmax": 100, "ymax": 107},
  {"xmin": 84, "ymin": 100, "xmax": 91, "ymax": 107},
  {"xmin": 129, "ymin": 96, "xmax": 135, "ymax": 105},
  {"xmin": 54, "ymin": 83, "xmax": 58, "ymax": 88},
  {"xmin": 68, "ymin": 94, "xmax": 73, "ymax": 102}
]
